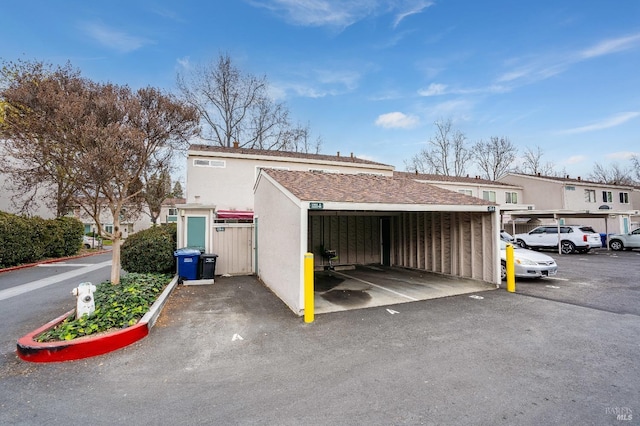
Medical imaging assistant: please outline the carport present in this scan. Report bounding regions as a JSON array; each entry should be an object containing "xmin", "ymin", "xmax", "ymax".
[
  {"xmin": 254, "ymin": 170, "xmax": 500, "ymax": 315},
  {"xmin": 505, "ymin": 209, "xmax": 638, "ymax": 253}
]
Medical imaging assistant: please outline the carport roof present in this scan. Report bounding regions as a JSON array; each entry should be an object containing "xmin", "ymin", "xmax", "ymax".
[{"xmin": 262, "ymin": 170, "xmax": 493, "ymax": 206}]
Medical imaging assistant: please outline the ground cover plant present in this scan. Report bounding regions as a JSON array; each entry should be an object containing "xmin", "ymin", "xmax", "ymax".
[{"xmin": 36, "ymin": 273, "xmax": 171, "ymax": 342}]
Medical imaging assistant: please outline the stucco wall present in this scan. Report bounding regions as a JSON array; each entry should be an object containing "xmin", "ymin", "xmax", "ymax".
[
  {"xmin": 254, "ymin": 176, "xmax": 304, "ymax": 314},
  {"xmin": 186, "ymin": 152, "xmax": 394, "ymax": 210},
  {"xmin": 498, "ymin": 175, "xmax": 563, "ymax": 210}
]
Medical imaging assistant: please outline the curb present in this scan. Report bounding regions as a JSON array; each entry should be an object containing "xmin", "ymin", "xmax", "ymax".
[
  {"xmin": 0, "ymin": 249, "xmax": 111, "ymax": 274},
  {"xmin": 16, "ymin": 275, "xmax": 179, "ymax": 363}
]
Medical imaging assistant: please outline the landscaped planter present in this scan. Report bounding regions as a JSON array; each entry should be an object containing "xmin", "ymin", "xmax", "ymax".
[{"xmin": 17, "ymin": 275, "xmax": 178, "ymax": 363}]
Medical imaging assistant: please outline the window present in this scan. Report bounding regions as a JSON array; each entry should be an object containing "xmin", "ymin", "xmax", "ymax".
[
  {"xmin": 168, "ymin": 208, "xmax": 178, "ymax": 216},
  {"xmin": 602, "ymin": 191, "xmax": 612, "ymax": 202},
  {"xmin": 193, "ymin": 159, "xmax": 226, "ymax": 168},
  {"xmin": 620, "ymin": 192, "xmax": 629, "ymax": 204},
  {"xmin": 309, "ymin": 168, "xmax": 339, "ymax": 173},
  {"xmin": 482, "ymin": 191, "xmax": 496, "ymax": 202},
  {"xmin": 505, "ymin": 192, "xmax": 518, "ymax": 204},
  {"xmin": 458, "ymin": 189, "xmax": 473, "ymax": 196},
  {"xmin": 584, "ymin": 189, "xmax": 596, "ymax": 203}
]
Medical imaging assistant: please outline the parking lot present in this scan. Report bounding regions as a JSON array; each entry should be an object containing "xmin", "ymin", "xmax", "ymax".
[
  {"xmin": 512, "ymin": 248, "xmax": 640, "ymax": 317},
  {"xmin": 1, "ymin": 248, "xmax": 638, "ymax": 425}
]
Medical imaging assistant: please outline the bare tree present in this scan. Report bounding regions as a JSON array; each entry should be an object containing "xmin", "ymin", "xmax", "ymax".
[
  {"xmin": 177, "ymin": 53, "xmax": 319, "ymax": 152},
  {"xmin": 588, "ymin": 162, "xmax": 634, "ymax": 184},
  {"xmin": 0, "ymin": 60, "xmax": 199, "ymax": 284},
  {"xmin": 404, "ymin": 118, "xmax": 473, "ymax": 176},
  {"xmin": 631, "ymin": 155, "xmax": 640, "ymax": 182},
  {"xmin": 473, "ymin": 136, "xmax": 517, "ymax": 180},
  {"xmin": 144, "ymin": 168, "xmax": 172, "ymax": 225},
  {"xmin": 519, "ymin": 146, "xmax": 556, "ymax": 176}
]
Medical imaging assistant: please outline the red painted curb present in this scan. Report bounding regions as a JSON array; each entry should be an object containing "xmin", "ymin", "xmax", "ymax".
[
  {"xmin": 0, "ymin": 250, "xmax": 110, "ymax": 274},
  {"xmin": 15, "ymin": 275, "xmax": 179, "ymax": 363},
  {"xmin": 16, "ymin": 310, "xmax": 149, "ymax": 363}
]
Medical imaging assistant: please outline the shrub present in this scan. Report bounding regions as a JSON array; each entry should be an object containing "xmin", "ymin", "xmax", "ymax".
[
  {"xmin": 36, "ymin": 273, "xmax": 170, "ymax": 342},
  {"xmin": 0, "ymin": 211, "xmax": 84, "ymax": 268},
  {"xmin": 121, "ymin": 224, "xmax": 177, "ymax": 274}
]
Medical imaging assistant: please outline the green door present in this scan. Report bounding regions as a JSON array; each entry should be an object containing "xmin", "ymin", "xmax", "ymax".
[{"xmin": 186, "ymin": 216, "xmax": 206, "ymax": 250}]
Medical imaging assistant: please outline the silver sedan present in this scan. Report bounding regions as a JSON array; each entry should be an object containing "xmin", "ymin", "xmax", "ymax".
[{"xmin": 500, "ymin": 240, "xmax": 557, "ymax": 280}]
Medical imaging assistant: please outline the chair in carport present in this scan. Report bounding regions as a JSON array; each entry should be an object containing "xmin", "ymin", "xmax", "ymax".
[{"xmin": 322, "ymin": 248, "xmax": 338, "ymax": 271}]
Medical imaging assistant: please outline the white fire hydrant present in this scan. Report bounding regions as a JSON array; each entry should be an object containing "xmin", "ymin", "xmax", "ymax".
[{"xmin": 71, "ymin": 282, "xmax": 97, "ymax": 319}]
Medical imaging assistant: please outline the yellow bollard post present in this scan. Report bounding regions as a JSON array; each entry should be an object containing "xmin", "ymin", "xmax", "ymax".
[
  {"xmin": 506, "ymin": 244, "xmax": 516, "ymax": 293},
  {"xmin": 304, "ymin": 252, "xmax": 314, "ymax": 323}
]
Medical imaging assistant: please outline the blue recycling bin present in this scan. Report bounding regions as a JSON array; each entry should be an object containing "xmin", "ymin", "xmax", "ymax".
[
  {"xmin": 599, "ymin": 233, "xmax": 607, "ymax": 247},
  {"xmin": 174, "ymin": 248, "xmax": 201, "ymax": 281}
]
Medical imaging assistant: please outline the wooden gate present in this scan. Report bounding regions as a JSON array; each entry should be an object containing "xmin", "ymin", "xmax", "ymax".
[{"xmin": 211, "ymin": 223, "xmax": 255, "ymax": 275}]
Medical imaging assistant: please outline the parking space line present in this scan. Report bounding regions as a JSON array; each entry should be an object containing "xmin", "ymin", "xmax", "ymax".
[
  {"xmin": 333, "ymin": 271, "xmax": 419, "ymax": 301},
  {"xmin": 546, "ymin": 277, "xmax": 568, "ymax": 281},
  {"xmin": 38, "ymin": 263, "xmax": 96, "ymax": 267}
]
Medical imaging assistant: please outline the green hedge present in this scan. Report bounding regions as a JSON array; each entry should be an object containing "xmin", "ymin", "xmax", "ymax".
[
  {"xmin": 0, "ymin": 211, "xmax": 84, "ymax": 268},
  {"xmin": 121, "ymin": 224, "xmax": 177, "ymax": 274}
]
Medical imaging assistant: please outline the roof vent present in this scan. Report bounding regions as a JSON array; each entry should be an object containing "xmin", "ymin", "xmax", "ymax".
[
  {"xmin": 233, "ymin": 141, "xmax": 239, "ymax": 149},
  {"xmin": 350, "ymin": 152, "xmax": 354, "ymax": 158},
  {"xmin": 337, "ymin": 151, "xmax": 340, "ymax": 157}
]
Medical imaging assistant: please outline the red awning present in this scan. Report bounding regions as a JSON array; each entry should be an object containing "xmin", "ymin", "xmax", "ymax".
[{"xmin": 216, "ymin": 210, "xmax": 254, "ymax": 219}]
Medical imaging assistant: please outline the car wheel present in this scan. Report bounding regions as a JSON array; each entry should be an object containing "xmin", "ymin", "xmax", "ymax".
[
  {"xmin": 516, "ymin": 239, "xmax": 528, "ymax": 249},
  {"xmin": 560, "ymin": 240, "xmax": 575, "ymax": 254},
  {"xmin": 500, "ymin": 261, "xmax": 506, "ymax": 280},
  {"xmin": 84, "ymin": 244, "xmax": 91, "ymax": 249},
  {"xmin": 609, "ymin": 240, "xmax": 624, "ymax": 251}
]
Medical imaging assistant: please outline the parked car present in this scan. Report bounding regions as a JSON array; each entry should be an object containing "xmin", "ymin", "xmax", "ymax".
[
  {"xmin": 500, "ymin": 230, "xmax": 515, "ymax": 242},
  {"xmin": 514, "ymin": 225, "xmax": 602, "ymax": 254},
  {"xmin": 82, "ymin": 235, "xmax": 100, "ymax": 249},
  {"xmin": 500, "ymin": 240, "xmax": 557, "ymax": 280},
  {"xmin": 608, "ymin": 228, "xmax": 640, "ymax": 251}
]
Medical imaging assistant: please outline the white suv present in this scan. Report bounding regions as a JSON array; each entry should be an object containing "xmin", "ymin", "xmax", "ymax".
[{"xmin": 514, "ymin": 225, "xmax": 602, "ymax": 254}]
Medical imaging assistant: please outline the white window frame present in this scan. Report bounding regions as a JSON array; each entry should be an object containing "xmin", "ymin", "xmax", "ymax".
[
  {"xmin": 584, "ymin": 189, "xmax": 596, "ymax": 203},
  {"xmin": 505, "ymin": 192, "xmax": 518, "ymax": 204},
  {"xmin": 619, "ymin": 192, "xmax": 629, "ymax": 204},
  {"xmin": 482, "ymin": 190, "xmax": 496, "ymax": 202},
  {"xmin": 193, "ymin": 159, "xmax": 226, "ymax": 168},
  {"xmin": 602, "ymin": 191, "xmax": 612, "ymax": 203},
  {"xmin": 458, "ymin": 189, "xmax": 473, "ymax": 196}
]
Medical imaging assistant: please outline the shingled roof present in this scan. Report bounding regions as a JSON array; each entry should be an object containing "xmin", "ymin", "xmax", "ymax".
[
  {"xmin": 262, "ymin": 170, "xmax": 493, "ymax": 206},
  {"xmin": 394, "ymin": 171, "xmax": 513, "ymax": 187},
  {"xmin": 190, "ymin": 144, "xmax": 392, "ymax": 167}
]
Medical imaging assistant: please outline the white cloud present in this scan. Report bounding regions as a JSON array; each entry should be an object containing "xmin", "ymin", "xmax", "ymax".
[
  {"xmin": 605, "ymin": 151, "xmax": 639, "ymax": 160},
  {"xmin": 558, "ymin": 111, "xmax": 640, "ymax": 134},
  {"xmin": 565, "ymin": 155, "xmax": 588, "ymax": 165},
  {"xmin": 375, "ymin": 112, "xmax": 420, "ymax": 129},
  {"xmin": 392, "ymin": 1, "xmax": 434, "ymax": 28},
  {"xmin": 249, "ymin": 0, "xmax": 434, "ymax": 30},
  {"xmin": 418, "ymin": 83, "xmax": 448, "ymax": 96},
  {"xmin": 80, "ymin": 22, "xmax": 151, "ymax": 53},
  {"xmin": 580, "ymin": 33, "xmax": 640, "ymax": 59}
]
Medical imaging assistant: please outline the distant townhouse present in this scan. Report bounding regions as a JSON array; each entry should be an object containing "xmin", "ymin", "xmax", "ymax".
[
  {"xmin": 394, "ymin": 171, "xmax": 533, "ymax": 228},
  {"xmin": 497, "ymin": 173, "xmax": 639, "ymax": 234}
]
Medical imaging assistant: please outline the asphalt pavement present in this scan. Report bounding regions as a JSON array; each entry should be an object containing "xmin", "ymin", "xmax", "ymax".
[{"xmin": 1, "ymin": 252, "xmax": 638, "ymax": 425}]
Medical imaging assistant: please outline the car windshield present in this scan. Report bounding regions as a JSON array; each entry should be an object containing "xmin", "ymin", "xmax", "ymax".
[{"xmin": 579, "ymin": 226, "xmax": 597, "ymax": 233}]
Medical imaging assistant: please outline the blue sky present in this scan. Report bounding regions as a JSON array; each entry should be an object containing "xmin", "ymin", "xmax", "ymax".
[{"xmin": 2, "ymin": 0, "xmax": 639, "ymax": 180}]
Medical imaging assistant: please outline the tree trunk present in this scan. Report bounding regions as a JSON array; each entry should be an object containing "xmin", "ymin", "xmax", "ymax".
[{"xmin": 110, "ymin": 225, "xmax": 122, "ymax": 284}]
